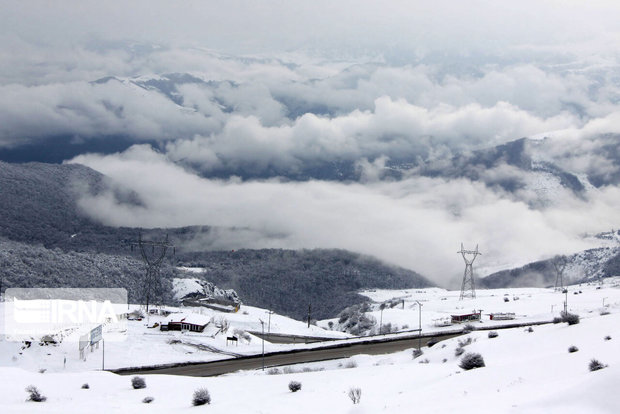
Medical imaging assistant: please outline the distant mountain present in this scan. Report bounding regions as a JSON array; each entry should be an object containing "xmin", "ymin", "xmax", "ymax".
[{"xmin": 480, "ymin": 231, "xmax": 620, "ymax": 288}]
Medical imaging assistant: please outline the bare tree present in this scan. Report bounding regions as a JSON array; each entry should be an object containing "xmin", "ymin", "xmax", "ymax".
[{"xmin": 348, "ymin": 387, "xmax": 362, "ymax": 404}]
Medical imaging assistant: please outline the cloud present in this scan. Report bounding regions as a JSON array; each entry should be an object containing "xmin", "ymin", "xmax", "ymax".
[{"xmin": 69, "ymin": 146, "xmax": 617, "ymax": 287}]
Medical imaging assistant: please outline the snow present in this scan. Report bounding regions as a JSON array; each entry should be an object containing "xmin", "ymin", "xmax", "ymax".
[
  {"xmin": 1, "ymin": 279, "xmax": 620, "ymax": 412},
  {"xmin": 171, "ymin": 277, "xmax": 203, "ymax": 301}
]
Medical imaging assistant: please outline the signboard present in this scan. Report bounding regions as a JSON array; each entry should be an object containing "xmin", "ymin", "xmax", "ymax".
[{"xmin": 90, "ymin": 325, "xmax": 102, "ymax": 345}]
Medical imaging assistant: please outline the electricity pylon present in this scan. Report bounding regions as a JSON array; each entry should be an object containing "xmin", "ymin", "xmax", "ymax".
[
  {"xmin": 129, "ymin": 233, "xmax": 174, "ymax": 312},
  {"xmin": 458, "ymin": 243, "xmax": 481, "ymax": 300}
]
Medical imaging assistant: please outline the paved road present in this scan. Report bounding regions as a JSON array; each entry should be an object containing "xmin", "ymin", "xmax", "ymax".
[{"xmin": 114, "ymin": 332, "xmax": 462, "ymax": 377}]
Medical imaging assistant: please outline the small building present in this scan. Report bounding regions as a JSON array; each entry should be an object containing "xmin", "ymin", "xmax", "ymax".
[
  {"xmin": 451, "ymin": 311, "xmax": 482, "ymax": 324},
  {"xmin": 161, "ymin": 314, "xmax": 211, "ymax": 332},
  {"xmin": 433, "ymin": 317, "xmax": 452, "ymax": 327},
  {"xmin": 148, "ymin": 308, "xmax": 173, "ymax": 317},
  {"xmin": 489, "ymin": 312, "xmax": 516, "ymax": 320}
]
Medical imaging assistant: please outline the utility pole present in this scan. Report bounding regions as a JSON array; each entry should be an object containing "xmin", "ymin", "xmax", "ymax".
[
  {"xmin": 379, "ymin": 303, "xmax": 385, "ymax": 335},
  {"xmin": 259, "ymin": 319, "xmax": 265, "ymax": 371},
  {"xmin": 415, "ymin": 301, "xmax": 422, "ymax": 350},
  {"xmin": 266, "ymin": 310, "xmax": 274, "ymax": 333},
  {"xmin": 307, "ymin": 304, "xmax": 311, "ymax": 328}
]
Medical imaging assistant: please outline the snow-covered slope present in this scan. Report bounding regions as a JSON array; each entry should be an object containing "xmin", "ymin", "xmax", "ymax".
[{"xmin": 1, "ymin": 279, "xmax": 619, "ymax": 413}]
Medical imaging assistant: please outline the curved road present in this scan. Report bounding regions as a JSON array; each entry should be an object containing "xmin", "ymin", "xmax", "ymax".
[{"xmin": 114, "ymin": 332, "xmax": 462, "ymax": 377}]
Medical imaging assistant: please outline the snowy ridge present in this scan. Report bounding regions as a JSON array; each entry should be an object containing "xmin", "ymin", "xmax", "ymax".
[{"xmin": 172, "ymin": 277, "xmax": 240, "ymax": 305}]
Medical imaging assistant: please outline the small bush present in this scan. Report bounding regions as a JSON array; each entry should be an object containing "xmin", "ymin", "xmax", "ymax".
[
  {"xmin": 589, "ymin": 359, "xmax": 606, "ymax": 372},
  {"xmin": 568, "ymin": 345, "xmax": 579, "ymax": 353},
  {"xmin": 267, "ymin": 368, "xmax": 281, "ymax": 375},
  {"xmin": 344, "ymin": 360, "xmax": 358, "ymax": 369},
  {"xmin": 459, "ymin": 353, "xmax": 485, "ymax": 370},
  {"xmin": 288, "ymin": 381, "xmax": 302, "ymax": 392},
  {"xmin": 600, "ymin": 310, "xmax": 610, "ymax": 316},
  {"xmin": 455, "ymin": 347, "xmax": 465, "ymax": 357},
  {"xmin": 418, "ymin": 358, "xmax": 429, "ymax": 364},
  {"xmin": 192, "ymin": 388, "xmax": 211, "ymax": 406},
  {"xmin": 348, "ymin": 387, "xmax": 362, "ymax": 404},
  {"xmin": 562, "ymin": 312, "xmax": 580, "ymax": 325},
  {"xmin": 412, "ymin": 349, "xmax": 423, "ymax": 359},
  {"xmin": 25, "ymin": 385, "xmax": 46, "ymax": 402},
  {"xmin": 463, "ymin": 324, "xmax": 476, "ymax": 333},
  {"xmin": 458, "ymin": 337, "xmax": 473, "ymax": 347},
  {"xmin": 553, "ymin": 317, "xmax": 563, "ymax": 324},
  {"xmin": 426, "ymin": 338, "xmax": 438, "ymax": 347},
  {"xmin": 442, "ymin": 358, "xmax": 447, "ymax": 363},
  {"xmin": 604, "ymin": 335, "xmax": 612, "ymax": 341},
  {"xmin": 142, "ymin": 396, "xmax": 154, "ymax": 404},
  {"xmin": 131, "ymin": 376, "xmax": 146, "ymax": 389},
  {"xmin": 81, "ymin": 383, "xmax": 90, "ymax": 389},
  {"xmin": 488, "ymin": 331, "xmax": 498, "ymax": 338},
  {"xmin": 526, "ymin": 326, "xmax": 534, "ymax": 333}
]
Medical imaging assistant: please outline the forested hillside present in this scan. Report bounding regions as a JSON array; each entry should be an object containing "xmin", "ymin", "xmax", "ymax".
[
  {"xmin": 0, "ymin": 161, "xmax": 433, "ymax": 319},
  {"xmin": 176, "ymin": 249, "xmax": 432, "ymax": 320},
  {"xmin": 0, "ymin": 237, "xmax": 173, "ymax": 304}
]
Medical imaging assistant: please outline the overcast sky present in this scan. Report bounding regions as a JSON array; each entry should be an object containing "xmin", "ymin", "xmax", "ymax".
[{"xmin": 3, "ymin": 1, "xmax": 620, "ymax": 285}]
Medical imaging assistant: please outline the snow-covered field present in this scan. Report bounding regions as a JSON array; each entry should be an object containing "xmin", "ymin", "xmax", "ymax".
[{"xmin": 1, "ymin": 278, "xmax": 619, "ymax": 413}]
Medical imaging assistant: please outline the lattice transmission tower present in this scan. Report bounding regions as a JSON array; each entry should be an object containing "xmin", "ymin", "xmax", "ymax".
[
  {"xmin": 129, "ymin": 233, "xmax": 174, "ymax": 312},
  {"xmin": 458, "ymin": 243, "xmax": 481, "ymax": 300}
]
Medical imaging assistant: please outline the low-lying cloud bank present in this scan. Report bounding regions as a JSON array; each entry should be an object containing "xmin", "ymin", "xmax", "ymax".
[{"xmin": 70, "ymin": 145, "xmax": 618, "ymax": 287}]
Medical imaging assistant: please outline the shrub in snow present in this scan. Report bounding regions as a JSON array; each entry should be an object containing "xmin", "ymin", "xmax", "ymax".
[
  {"xmin": 604, "ymin": 335, "xmax": 612, "ymax": 341},
  {"xmin": 267, "ymin": 368, "xmax": 280, "ymax": 375},
  {"xmin": 426, "ymin": 338, "xmax": 438, "ymax": 347},
  {"xmin": 442, "ymin": 358, "xmax": 448, "ymax": 363},
  {"xmin": 463, "ymin": 324, "xmax": 476, "ymax": 333},
  {"xmin": 455, "ymin": 347, "xmax": 465, "ymax": 357},
  {"xmin": 589, "ymin": 359, "xmax": 607, "ymax": 372},
  {"xmin": 526, "ymin": 326, "xmax": 534, "ymax": 333},
  {"xmin": 553, "ymin": 317, "xmax": 563, "ymax": 324},
  {"xmin": 131, "ymin": 376, "xmax": 146, "ymax": 389},
  {"xmin": 458, "ymin": 337, "xmax": 473, "ymax": 347},
  {"xmin": 81, "ymin": 383, "xmax": 90, "ymax": 389},
  {"xmin": 288, "ymin": 381, "xmax": 302, "ymax": 392},
  {"xmin": 25, "ymin": 385, "xmax": 46, "ymax": 402},
  {"xmin": 418, "ymin": 358, "xmax": 429, "ymax": 364},
  {"xmin": 412, "ymin": 349, "xmax": 423, "ymax": 359},
  {"xmin": 561, "ymin": 312, "xmax": 580, "ymax": 325},
  {"xmin": 192, "ymin": 388, "xmax": 211, "ymax": 406},
  {"xmin": 142, "ymin": 396, "xmax": 154, "ymax": 404},
  {"xmin": 568, "ymin": 346, "xmax": 579, "ymax": 353},
  {"xmin": 344, "ymin": 360, "xmax": 358, "ymax": 369},
  {"xmin": 348, "ymin": 387, "xmax": 362, "ymax": 404},
  {"xmin": 488, "ymin": 331, "xmax": 498, "ymax": 338},
  {"xmin": 600, "ymin": 310, "xmax": 610, "ymax": 316},
  {"xmin": 459, "ymin": 353, "xmax": 485, "ymax": 370}
]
